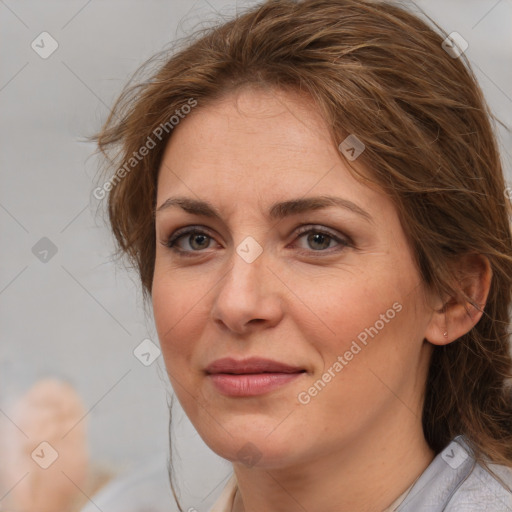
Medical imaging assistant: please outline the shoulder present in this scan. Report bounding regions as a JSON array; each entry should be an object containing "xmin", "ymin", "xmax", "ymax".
[
  {"xmin": 444, "ymin": 457, "xmax": 512, "ymax": 511},
  {"xmin": 207, "ymin": 474, "xmax": 237, "ymax": 512},
  {"xmin": 397, "ymin": 436, "xmax": 512, "ymax": 512}
]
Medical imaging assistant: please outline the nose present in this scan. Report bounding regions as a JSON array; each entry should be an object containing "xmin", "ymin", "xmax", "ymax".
[{"xmin": 210, "ymin": 242, "xmax": 284, "ymax": 335}]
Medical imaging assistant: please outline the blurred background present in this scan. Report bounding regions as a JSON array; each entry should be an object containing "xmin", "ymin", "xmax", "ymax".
[{"xmin": 0, "ymin": 0, "xmax": 510, "ymax": 511}]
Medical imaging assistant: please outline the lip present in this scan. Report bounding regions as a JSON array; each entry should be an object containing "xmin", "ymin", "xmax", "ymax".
[
  {"xmin": 205, "ymin": 357, "xmax": 306, "ymax": 397},
  {"xmin": 205, "ymin": 357, "xmax": 305, "ymax": 374}
]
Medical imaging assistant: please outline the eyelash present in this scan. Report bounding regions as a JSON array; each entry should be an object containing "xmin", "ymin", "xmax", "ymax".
[{"xmin": 162, "ymin": 224, "xmax": 352, "ymax": 257}]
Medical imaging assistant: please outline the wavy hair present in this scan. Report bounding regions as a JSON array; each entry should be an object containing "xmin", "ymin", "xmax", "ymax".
[{"xmin": 94, "ymin": 0, "xmax": 512, "ymax": 508}]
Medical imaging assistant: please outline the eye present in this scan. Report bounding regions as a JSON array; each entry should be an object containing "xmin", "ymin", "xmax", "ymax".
[
  {"xmin": 163, "ymin": 226, "xmax": 217, "ymax": 255},
  {"xmin": 161, "ymin": 224, "xmax": 351, "ymax": 256},
  {"xmin": 291, "ymin": 225, "xmax": 351, "ymax": 254}
]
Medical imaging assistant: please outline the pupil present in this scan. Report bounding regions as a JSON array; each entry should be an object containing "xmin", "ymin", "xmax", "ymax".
[
  {"xmin": 191, "ymin": 234, "xmax": 208, "ymax": 249},
  {"xmin": 309, "ymin": 233, "xmax": 329, "ymax": 250}
]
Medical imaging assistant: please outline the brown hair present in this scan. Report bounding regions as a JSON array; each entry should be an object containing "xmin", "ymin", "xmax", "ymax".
[{"xmin": 94, "ymin": 0, "xmax": 512, "ymax": 506}]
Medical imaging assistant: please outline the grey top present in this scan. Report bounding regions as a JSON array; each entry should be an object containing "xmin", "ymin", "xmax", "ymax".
[
  {"xmin": 80, "ymin": 436, "xmax": 512, "ymax": 512},
  {"xmin": 208, "ymin": 435, "xmax": 512, "ymax": 511},
  {"xmin": 395, "ymin": 435, "xmax": 512, "ymax": 511}
]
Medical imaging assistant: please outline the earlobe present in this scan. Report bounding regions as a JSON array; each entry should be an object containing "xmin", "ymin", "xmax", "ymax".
[{"xmin": 424, "ymin": 253, "xmax": 492, "ymax": 346}]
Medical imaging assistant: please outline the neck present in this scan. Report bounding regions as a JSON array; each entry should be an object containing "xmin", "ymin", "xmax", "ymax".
[{"xmin": 231, "ymin": 410, "xmax": 434, "ymax": 512}]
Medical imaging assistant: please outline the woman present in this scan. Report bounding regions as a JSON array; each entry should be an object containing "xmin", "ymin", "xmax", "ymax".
[{"xmin": 94, "ymin": 0, "xmax": 512, "ymax": 510}]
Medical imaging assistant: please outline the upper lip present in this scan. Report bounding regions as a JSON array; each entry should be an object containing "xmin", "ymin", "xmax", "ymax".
[{"xmin": 205, "ymin": 357, "xmax": 305, "ymax": 375}]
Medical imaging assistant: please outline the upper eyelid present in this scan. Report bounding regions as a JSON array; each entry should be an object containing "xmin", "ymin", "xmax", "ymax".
[
  {"xmin": 168, "ymin": 223, "xmax": 341, "ymax": 239},
  {"xmin": 167, "ymin": 225, "xmax": 217, "ymax": 243}
]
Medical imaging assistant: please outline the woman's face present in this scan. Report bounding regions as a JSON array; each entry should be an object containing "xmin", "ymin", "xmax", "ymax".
[{"xmin": 152, "ymin": 86, "xmax": 435, "ymax": 469}]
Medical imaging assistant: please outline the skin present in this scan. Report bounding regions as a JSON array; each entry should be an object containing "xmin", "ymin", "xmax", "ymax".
[
  {"xmin": 152, "ymin": 85, "xmax": 491, "ymax": 512},
  {"xmin": 0, "ymin": 379, "xmax": 89, "ymax": 512}
]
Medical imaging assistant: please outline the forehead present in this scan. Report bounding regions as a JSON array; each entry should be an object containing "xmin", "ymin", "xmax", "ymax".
[
  {"xmin": 155, "ymin": 86, "xmax": 380, "ymax": 218},
  {"xmin": 161, "ymin": 87, "xmax": 330, "ymax": 170}
]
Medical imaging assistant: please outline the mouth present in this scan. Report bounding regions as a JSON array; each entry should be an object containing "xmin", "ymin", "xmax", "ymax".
[
  {"xmin": 205, "ymin": 357, "xmax": 306, "ymax": 375},
  {"xmin": 211, "ymin": 369, "xmax": 307, "ymax": 375},
  {"xmin": 205, "ymin": 357, "xmax": 306, "ymax": 397},
  {"xmin": 207, "ymin": 372, "xmax": 305, "ymax": 397}
]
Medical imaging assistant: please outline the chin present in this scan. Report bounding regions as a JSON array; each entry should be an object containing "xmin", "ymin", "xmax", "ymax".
[{"xmin": 199, "ymin": 424, "xmax": 302, "ymax": 470}]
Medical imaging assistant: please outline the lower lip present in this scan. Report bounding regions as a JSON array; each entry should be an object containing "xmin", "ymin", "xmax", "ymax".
[{"xmin": 208, "ymin": 372, "xmax": 304, "ymax": 397}]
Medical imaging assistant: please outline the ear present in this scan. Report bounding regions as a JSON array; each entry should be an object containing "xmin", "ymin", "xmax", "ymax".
[{"xmin": 424, "ymin": 253, "xmax": 492, "ymax": 346}]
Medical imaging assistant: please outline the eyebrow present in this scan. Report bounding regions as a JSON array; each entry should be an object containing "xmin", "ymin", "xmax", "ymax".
[{"xmin": 155, "ymin": 195, "xmax": 373, "ymax": 223}]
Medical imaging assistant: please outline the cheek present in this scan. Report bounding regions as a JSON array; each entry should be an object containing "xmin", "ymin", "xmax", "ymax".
[
  {"xmin": 151, "ymin": 277, "xmax": 209, "ymax": 417},
  {"xmin": 290, "ymin": 263, "xmax": 419, "ymax": 406},
  {"xmin": 292, "ymin": 291, "xmax": 413, "ymax": 436},
  {"xmin": 310, "ymin": 282, "xmax": 424, "ymax": 406},
  {"xmin": 151, "ymin": 272, "xmax": 199, "ymax": 367},
  {"xmin": 289, "ymin": 266, "xmax": 401, "ymax": 348}
]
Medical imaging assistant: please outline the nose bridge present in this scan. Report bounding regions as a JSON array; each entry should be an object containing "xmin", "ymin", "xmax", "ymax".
[
  {"xmin": 211, "ymin": 234, "xmax": 282, "ymax": 332},
  {"xmin": 222, "ymin": 235, "xmax": 267, "ymax": 301}
]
